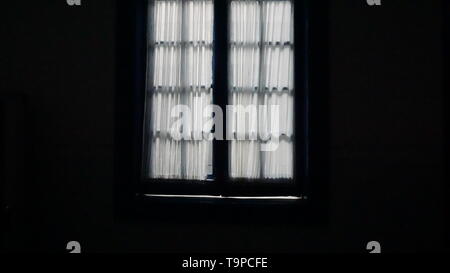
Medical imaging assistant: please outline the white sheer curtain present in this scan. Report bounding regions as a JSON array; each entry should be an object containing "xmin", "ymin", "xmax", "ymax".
[
  {"xmin": 147, "ymin": 0, "xmax": 214, "ymax": 180},
  {"xmin": 229, "ymin": 0, "xmax": 294, "ymax": 179},
  {"xmin": 145, "ymin": 0, "xmax": 294, "ymax": 181}
]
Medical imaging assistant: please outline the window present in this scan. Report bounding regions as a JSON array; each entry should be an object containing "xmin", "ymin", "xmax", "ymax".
[
  {"xmin": 145, "ymin": 0, "xmax": 214, "ymax": 181},
  {"xmin": 115, "ymin": 0, "xmax": 332, "ymax": 212},
  {"xmin": 139, "ymin": 0, "xmax": 306, "ymax": 199},
  {"xmin": 228, "ymin": 0, "xmax": 294, "ymax": 180}
]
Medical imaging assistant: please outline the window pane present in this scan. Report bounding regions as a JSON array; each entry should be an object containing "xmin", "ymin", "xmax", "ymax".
[
  {"xmin": 229, "ymin": 0, "xmax": 294, "ymax": 179},
  {"xmin": 144, "ymin": 0, "xmax": 214, "ymax": 180}
]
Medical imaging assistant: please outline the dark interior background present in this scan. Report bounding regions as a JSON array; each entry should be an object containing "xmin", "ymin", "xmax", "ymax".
[{"xmin": 1, "ymin": 0, "xmax": 447, "ymax": 252}]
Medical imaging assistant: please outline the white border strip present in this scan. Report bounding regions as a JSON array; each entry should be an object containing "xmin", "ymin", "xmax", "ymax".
[{"xmin": 145, "ymin": 194, "xmax": 303, "ymax": 200}]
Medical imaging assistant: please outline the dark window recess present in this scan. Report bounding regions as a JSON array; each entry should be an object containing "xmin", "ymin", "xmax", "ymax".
[{"xmin": 115, "ymin": 0, "xmax": 329, "ymax": 221}]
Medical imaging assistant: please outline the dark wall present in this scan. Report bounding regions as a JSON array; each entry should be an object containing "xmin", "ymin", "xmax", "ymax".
[{"xmin": 1, "ymin": 0, "xmax": 445, "ymax": 252}]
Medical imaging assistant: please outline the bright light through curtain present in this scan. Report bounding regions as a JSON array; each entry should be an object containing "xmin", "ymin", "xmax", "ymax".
[
  {"xmin": 229, "ymin": 0, "xmax": 294, "ymax": 179},
  {"xmin": 147, "ymin": 0, "xmax": 214, "ymax": 180}
]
